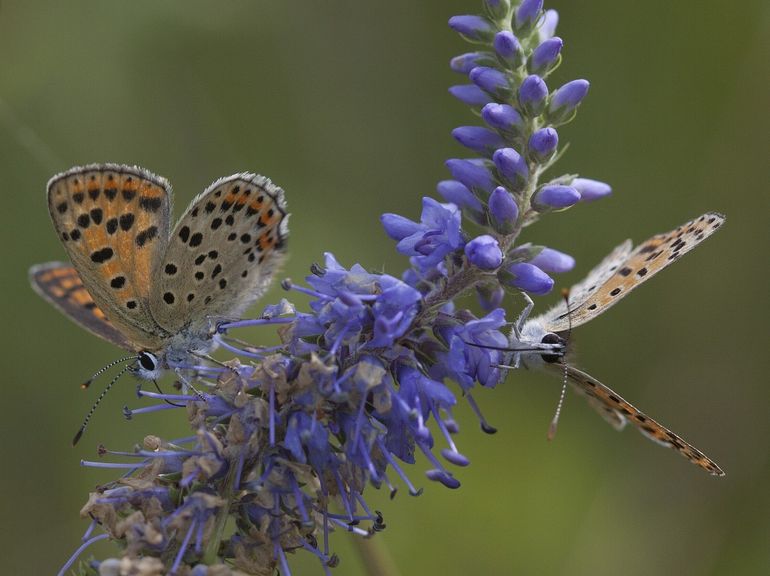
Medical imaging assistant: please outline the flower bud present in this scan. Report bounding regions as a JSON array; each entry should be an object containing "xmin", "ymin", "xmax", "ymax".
[
  {"xmin": 538, "ymin": 9, "xmax": 559, "ymax": 41},
  {"xmin": 532, "ymin": 184, "xmax": 581, "ymax": 210},
  {"xmin": 547, "ymin": 79, "xmax": 590, "ymax": 124},
  {"xmin": 488, "ymin": 186, "xmax": 519, "ymax": 234},
  {"xmin": 515, "ymin": 0, "xmax": 543, "ymax": 31},
  {"xmin": 481, "ymin": 103, "xmax": 524, "ymax": 133},
  {"xmin": 528, "ymin": 127, "xmax": 558, "ymax": 161},
  {"xmin": 493, "ymin": 31, "xmax": 523, "ymax": 68},
  {"xmin": 492, "ymin": 148, "xmax": 529, "ymax": 190},
  {"xmin": 518, "ymin": 75, "xmax": 548, "ymax": 116},
  {"xmin": 499, "ymin": 262, "xmax": 554, "ymax": 295},
  {"xmin": 469, "ymin": 66, "xmax": 511, "ymax": 98},
  {"xmin": 571, "ymin": 177, "xmax": 612, "ymax": 202},
  {"xmin": 452, "ymin": 126, "xmax": 505, "ymax": 156},
  {"xmin": 450, "ymin": 51, "xmax": 496, "ymax": 74},
  {"xmin": 465, "ymin": 235, "xmax": 503, "ymax": 270},
  {"xmin": 445, "ymin": 159, "xmax": 494, "ymax": 195},
  {"xmin": 529, "ymin": 247, "xmax": 575, "ymax": 273},
  {"xmin": 449, "ymin": 84, "xmax": 493, "ymax": 107},
  {"xmin": 529, "ymin": 37, "xmax": 563, "ymax": 74},
  {"xmin": 448, "ymin": 15, "xmax": 495, "ymax": 42}
]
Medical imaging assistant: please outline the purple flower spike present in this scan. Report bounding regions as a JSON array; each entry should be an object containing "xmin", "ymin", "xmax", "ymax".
[
  {"xmin": 528, "ymin": 127, "xmax": 559, "ymax": 161},
  {"xmin": 488, "ymin": 186, "xmax": 519, "ymax": 234},
  {"xmin": 538, "ymin": 9, "xmax": 559, "ymax": 41},
  {"xmin": 449, "ymin": 84, "xmax": 493, "ymax": 107},
  {"xmin": 446, "ymin": 158, "xmax": 494, "ymax": 194},
  {"xmin": 518, "ymin": 75, "xmax": 548, "ymax": 116},
  {"xmin": 530, "ymin": 37, "xmax": 563, "ymax": 74},
  {"xmin": 450, "ymin": 52, "xmax": 495, "ymax": 75},
  {"xmin": 515, "ymin": 0, "xmax": 543, "ymax": 31},
  {"xmin": 532, "ymin": 184, "xmax": 581, "ymax": 210},
  {"xmin": 465, "ymin": 235, "xmax": 503, "ymax": 270},
  {"xmin": 529, "ymin": 247, "xmax": 575, "ymax": 273},
  {"xmin": 492, "ymin": 148, "xmax": 529, "ymax": 190},
  {"xmin": 548, "ymin": 79, "xmax": 590, "ymax": 124},
  {"xmin": 493, "ymin": 31, "xmax": 522, "ymax": 67},
  {"xmin": 452, "ymin": 126, "xmax": 505, "ymax": 156},
  {"xmin": 469, "ymin": 66, "xmax": 510, "ymax": 98},
  {"xmin": 481, "ymin": 103, "xmax": 523, "ymax": 133},
  {"xmin": 449, "ymin": 15, "xmax": 495, "ymax": 42},
  {"xmin": 503, "ymin": 262, "xmax": 554, "ymax": 295},
  {"xmin": 437, "ymin": 180, "xmax": 484, "ymax": 218},
  {"xmin": 572, "ymin": 177, "xmax": 612, "ymax": 202}
]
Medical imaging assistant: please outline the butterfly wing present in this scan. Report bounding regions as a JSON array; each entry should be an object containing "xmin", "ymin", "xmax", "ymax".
[
  {"xmin": 535, "ymin": 239, "xmax": 633, "ymax": 331},
  {"xmin": 47, "ymin": 164, "xmax": 172, "ymax": 350},
  {"xmin": 549, "ymin": 363, "xmax": 724, "ymax": 476},
  {"xmin": 541, "ymin": 212, "xmax": 725, "ymax": 333},
  {"xmin": 29, "ymin": 262, "xmax": 133, "ymax": 350},
  {"xmin": 150, "ymin": 173, "xmax": 288, "ymax": 333}
]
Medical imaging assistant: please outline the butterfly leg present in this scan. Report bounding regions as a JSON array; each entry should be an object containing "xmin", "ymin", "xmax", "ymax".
[
  {"xmin": 509, "ymin": 294, "xmax": 535, "ymax": 367},
  {"xmin": 174, "ymin": 368, "xmax": 208, "ymax": 401},
  {"xmin": 514, "ymin": 293, "xmax": 535, "ymax": 336}
]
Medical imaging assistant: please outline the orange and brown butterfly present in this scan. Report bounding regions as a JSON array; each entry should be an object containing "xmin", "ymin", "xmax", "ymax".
[
  {"xmin": 30, "ymin": 164, "xmax": 289, "ymax": 442},
  {"xmin": 508, "ymin": 212, "xmax": 726, "ymax": 476}
]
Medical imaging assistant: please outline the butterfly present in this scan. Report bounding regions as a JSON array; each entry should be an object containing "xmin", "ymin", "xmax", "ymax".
[
  {"xmin": 508, "ymin": 212, "xmax": 726, "ymax": 476},
  {"xmin": 30, "ymin": 164, "xmax": 288, "ymax": 441}
]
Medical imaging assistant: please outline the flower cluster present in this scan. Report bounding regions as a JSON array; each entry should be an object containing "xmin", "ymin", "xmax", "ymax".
[{"xmin": 63, "ymin": 1, "xmax": 612, "ymax": 575}]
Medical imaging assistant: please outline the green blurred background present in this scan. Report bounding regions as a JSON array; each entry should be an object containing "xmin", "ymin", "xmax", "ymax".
[{"xmin": 1, "ymin": 1, "xmax": 767, "ymax": 574}]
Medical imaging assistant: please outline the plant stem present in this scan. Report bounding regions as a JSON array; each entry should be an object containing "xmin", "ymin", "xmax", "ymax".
[{"xmin": 351, "ymin": 535, "xmax": 402, "ymax": 576}]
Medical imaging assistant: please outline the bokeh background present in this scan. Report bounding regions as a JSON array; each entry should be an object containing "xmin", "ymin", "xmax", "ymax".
[{"xmin": 1, "ymin": 1, "xmax": 767, "ymax": 574}]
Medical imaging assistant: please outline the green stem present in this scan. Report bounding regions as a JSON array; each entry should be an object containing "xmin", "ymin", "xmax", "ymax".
[
  {"xmin": 352, "ymin": 536, "xmax": 402, "ymax": 576},
  {"xmin": 203, "ymin": 457, "xmax": 239, "ymax": 565}
]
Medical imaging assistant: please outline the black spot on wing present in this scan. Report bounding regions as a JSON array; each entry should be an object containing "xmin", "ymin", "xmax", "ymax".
[
  {"xmin": 90, "ymin": 247, "xmax": 114, "ymax": 264},
  {"xmin": 136, "ymin": 226, "xmax": 158, "ymax": 247},
  {"xmin": 119, "ymin": 213, "xmax": 135, "ymax": 231},
  {"xmin": 139, "ymin": 196, "xmax": 163, "ymax": 212}
]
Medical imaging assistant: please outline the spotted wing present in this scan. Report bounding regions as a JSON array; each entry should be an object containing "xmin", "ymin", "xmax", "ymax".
[
  {"xmin": 542, "ymin": 212, "xmax": 725, "ymax": 333},
  {"xmin": 151, "ymin": 173, "xmax": 288, "ymax": 333},
  {"xmin": 29, "ymin": 262, "xmax": 132, "ymax": 350},
  {"xmin": 535, "ymin": 239, "xmax": 633, "ymax": 331},
  {"xmin": 47, "ymin": 164, "xmax": 172, "ymax": 351},
  {"xmin": 549, "ymin": 364, "xmax": 724, "ymax": 476}
]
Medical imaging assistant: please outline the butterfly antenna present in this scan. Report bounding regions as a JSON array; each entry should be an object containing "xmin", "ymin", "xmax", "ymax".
[
  {"xmin": 72, "ymin": 361, "xmax": 134, "ymax": 446},
  {"xmin": 548, "ymin": 288, "xmax": 572, "ymax": 441},
  {"xmin": 81, "ymin": 355, "xmax": 136, "ymax": 389}
]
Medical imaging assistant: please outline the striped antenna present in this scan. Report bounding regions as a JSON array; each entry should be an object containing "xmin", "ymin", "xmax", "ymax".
[
  {"xmin": 72, "ymin": 361, "xmax": 135, "ymax": 446},
  {"xmin": 547, "ymin": 288, "xmax": 572, "ymax": 441},
  {"xmin": 81, "ymin": 355, "xmax": 136, "ymax": 389}
]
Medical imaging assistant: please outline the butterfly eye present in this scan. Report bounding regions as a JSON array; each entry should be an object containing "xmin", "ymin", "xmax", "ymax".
[
  {"xmin": 540, "ymin": 333, "xmax": 564, "ymax": 364},
  {"xmin": 138, "ymin": 351, "xmax": 158, "ymax": 372},
  {"xmin": 541, "ymin": 333, "xmax": 563, "ymax": 345}
]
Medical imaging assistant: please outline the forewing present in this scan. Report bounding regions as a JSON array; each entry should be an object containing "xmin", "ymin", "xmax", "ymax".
[
  {"xmin": 29, "ymin": 262, "xmax": 132, "ymax": 350},
  {"xmin": 536, "ymin": 239, "xmax": 632, "ymax": 331},
  {"xmin": 151, "ymin": 173, "xmax": 288, "ymax": 332},
  {"xmin": 543, "ymin": 212, "xmax": 725, "ymax": 333},
  {"xmin": 551, "ymin": 364, "xmax": 724, "ymax": 476},
  {"xmin": 47, "ymin": 164, "xmax": 172, "ymax": 350}
]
